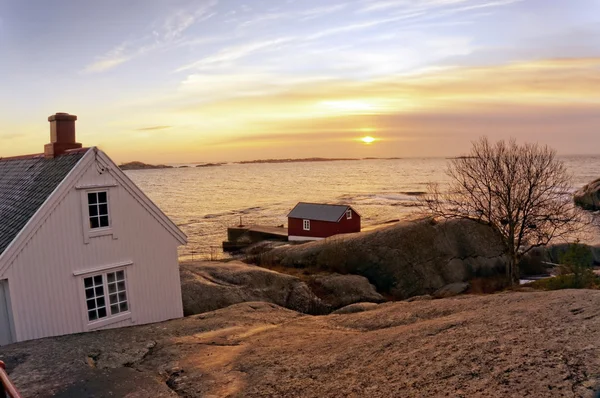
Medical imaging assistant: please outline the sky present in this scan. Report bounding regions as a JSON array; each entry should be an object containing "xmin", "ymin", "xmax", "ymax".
[{"xmin": 0, "ymin": 0, "xmax": 599, "ymax": 163}]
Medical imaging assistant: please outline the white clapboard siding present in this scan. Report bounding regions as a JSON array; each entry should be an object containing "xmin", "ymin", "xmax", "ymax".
[{"xmin": 3, "ymin": 151, "xmax": 184, "ymax": 342}]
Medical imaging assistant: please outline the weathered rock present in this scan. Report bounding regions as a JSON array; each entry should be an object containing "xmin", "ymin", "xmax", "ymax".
[
  {"xmin": 332, "ymin": 302, "xmax": 380, "ymax": 315},
  {"xmin": 432, "ymin": 282, "xmax": 470, "ymax": 298},
  {"xmin": 180, "ymin": 261, "xmax": 328, "ymax": 315},
  {"xmin": 260, "ymin": 218, "xmax": 508, "ymax": 299},
  {"xmin": 574, "ymin": 178, "xmax": 600, "ymax": 210},
  {"xmin": 5, "ymin": 291, "xmax": 600, "ymax": 397},
  {"xmin": 405, "ymin": 294, "xmax": 433, "ymax": 302},
  {"xmin": 309, "ymin": 273, "xmax": 385, "ymax": 309}
]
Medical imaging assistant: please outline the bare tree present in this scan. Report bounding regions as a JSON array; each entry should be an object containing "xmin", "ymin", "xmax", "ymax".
[{"xmin": 423, "ymin": 137, "xmax": 587, "ymax": 284}]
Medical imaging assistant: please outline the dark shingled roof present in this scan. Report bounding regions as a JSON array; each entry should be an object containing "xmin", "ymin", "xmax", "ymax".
[
  {"xmin": 287, "ymin": 202, "xmax": 353, "ymax": 222},
  {"xmin": 0, "ymin": 150, "xmax": 88, "ymax": 256}
]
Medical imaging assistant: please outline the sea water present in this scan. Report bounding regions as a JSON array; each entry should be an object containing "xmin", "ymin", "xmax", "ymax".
[{"xmin": 125, "ymin": 156, "xmax": 600, "ymax": 259}]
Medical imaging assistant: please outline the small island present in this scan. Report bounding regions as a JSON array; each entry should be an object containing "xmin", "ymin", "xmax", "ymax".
[
  {"xmin": 119, "ymin": 161, "xmax": 173, "ymax": 171},
  {"xmin": 196, "ymin": 162, "xmax": 225, "ymax": 168},
  {"xmin": 236, "ymin": 157, "xmax": 359, "ymax": 164}
]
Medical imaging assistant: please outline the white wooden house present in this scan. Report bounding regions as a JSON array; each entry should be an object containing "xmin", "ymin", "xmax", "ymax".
[{"xmin": 0, "ymin": 113, "xmax": 187, "ymax": 345}]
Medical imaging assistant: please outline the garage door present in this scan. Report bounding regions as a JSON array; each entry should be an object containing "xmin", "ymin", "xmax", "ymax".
[{"xmin": 0, "ymin": 280, "xmax": 14, "ymax": 346}]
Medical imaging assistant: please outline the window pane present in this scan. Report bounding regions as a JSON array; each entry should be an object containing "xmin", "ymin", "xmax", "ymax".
[
  {"xmin": 98, "ymin": 204, "xmax": 108, "ymax": 216},
  {"xmin": 84, "ymin": 277, "xmax": 93, "ymax": 288},
  {"xmin": 89, "ymin": 205, "xmax": 98, "ymax": 217},
  {"xmin": 108, "ymin": 283, "xmax": 116, "ymax": 294},
  {"xmin": 93, "ymin": 275, "xmax": 102, "ymax": 285},
  {"xmin": 97, "ymin": 192, "xmax": 107, "ymax": 203},
  {"xmin": 110, "ymin": 294, "xmax": 118, "ymax": 303},
  {"xmin": 87, "ymin": 299, "xmax": 96, "ymax": 310},
  {"xmin": 117, "ymin": 281, "xmax": 125, "ymax": 291},
  {"xmin": 110, "ymin": 304, "xmax": 119, "ymax": 314},
  {"xmin": 116, "ymin": 271, "xmax": 125, "ymax": 281},
  {"xmin": 99, "ymin": 216, "xmax": 110, "ymax": 228},
  {"xmin": 98, "ymin": 307, "xmax": 107, "ymax": 318},
  {"xmin": 90, "ymin": 217, "xmax": 100, "ymax": 229},
  {"xmin": 97, "ymin": 297, "xmax": 105, "ymax": 307},
  {"xmin": 95, "ymin": 286, "xmax": 104, "ymax": 296},
  {"xmin": 118, "ymin": 292, "xmax": 127, "ymax": 302},
  {"xmin": 85, "ymin": 288, "xmax": 95, "ymax": 299},
  {"xmin": 88, "ymin": 192, "xmax": 97, "ymax": 204},
  {"xmin": 107, "ymin": 273, "xmax": 115, "ymax": 283},
  {"xmin": 119, "ymin": 302, "xmax": 128, "ymax": 312},
  {"xmin": 88, "ymin": 310, "xmax": 98, "ymax": 321}
]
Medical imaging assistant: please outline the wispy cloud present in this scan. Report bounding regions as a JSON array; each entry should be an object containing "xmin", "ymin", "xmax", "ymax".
[
  {"xmin": 175, "ymin": 37, "xmax": 295, "ymax": 72},
  {"xmin": 83, "ymin": 1, "xmax": 219, "ymax": 74},
  {"xmin": 299, "ymin": 4, "xmax": 349, "ymax": 20},
  {"xmin": 135, "ymin": 125, "xmax": 172, "ymax": 131}
]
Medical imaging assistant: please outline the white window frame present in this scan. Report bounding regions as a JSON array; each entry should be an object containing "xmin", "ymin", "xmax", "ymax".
[
  {"xmin": 87, "ymin": 190, "xmax": 111, "ymax": 230},
  {"xmin": 303, "ymin": 219, "xmax": 311, "ymax": 231},
  {"xmin": 78, "ymin": 266, "xmax": 133, "ymax": 331},
  {"xmin": 346, "ymin": 209, "xmax": 352, "ymax": 220},
  {"xmin": 78, "ymin": 186, "xmax": 118, "ymax": 243}
]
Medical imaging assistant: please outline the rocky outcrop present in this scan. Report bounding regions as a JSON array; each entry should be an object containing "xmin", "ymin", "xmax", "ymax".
[
  {"xmin": 259, "ymin": 218, "xmax": 508, "ymax": 299},
  {"xmin": 180, "ymin": 261, "xmax": 327, "ymax": 315},
  {"xmin": 432, "ymin": 282, "xmax": 470, "ymax": 298},
  {"xmin": 332, "ymin": 302, "xmax": 380, "ymax": 314},
  {"xmin": 574, "ymin": 178, "xmax": 600, "ymax": 210},
  {"xmin": 308, "ymin": 274, "xmax": 384, "ymax": 309},
  {"xmin": 5, "ymin": 291, "xmax": 600, "ymax": 397}
]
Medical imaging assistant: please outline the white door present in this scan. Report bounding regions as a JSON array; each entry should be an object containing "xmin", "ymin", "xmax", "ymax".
[{"xmin": 0, "ymin": 280, "xmax": 14, "ymax": 346}]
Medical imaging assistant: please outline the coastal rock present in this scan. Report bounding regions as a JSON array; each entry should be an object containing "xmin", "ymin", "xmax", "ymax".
[
  {"xmin": 309, "ymin": 274, "xmax": 385, "ymax": 309},
  {"xmin": 119, "ymin": 161, "xmax": 173, "ymax": 171},
  {"xmin": 332, "ymin": 302, "xmax": 380, "ymax": 314},
  {"xmin": 5, "ymin": 291, "xmax": 600, "ymax": 397},
  {"xmin": 432, "ymin": 282, "xmax": 470, "ymax": 298},
  {"xmin": 574, "ymin": 177, "xmax": 600, "ymax": 210},
  {"xmin": 260, "ymin": 218, "xmax": 508, "ymax": 299},
  {"xmin": 405, "ymin": 294, "xmax": 433, "ymax": 302},
  {"xmin": 180, "ymin": 261, "xmax": 328, "ymax": 315}
]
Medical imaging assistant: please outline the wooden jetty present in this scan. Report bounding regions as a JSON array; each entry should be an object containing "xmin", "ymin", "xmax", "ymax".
[{"xmin": 223, "ymin": 225, "xmax": 288, "ymax": 252}]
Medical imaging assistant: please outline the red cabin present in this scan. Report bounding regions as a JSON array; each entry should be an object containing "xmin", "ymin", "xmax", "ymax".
[{"xmin": 287, "ymin": 202, "xmax": 361, "ymax": 241}]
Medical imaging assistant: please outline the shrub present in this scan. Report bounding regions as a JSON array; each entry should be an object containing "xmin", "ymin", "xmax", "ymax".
[{"xmin": 529, "ymin": 242, "xmax": 598, "ymax": 290}]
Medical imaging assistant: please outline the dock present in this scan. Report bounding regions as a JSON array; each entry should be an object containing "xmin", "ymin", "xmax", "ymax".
[{"xmin": 223, "ymin": 225, "xmax": 288, "ymax": 252}]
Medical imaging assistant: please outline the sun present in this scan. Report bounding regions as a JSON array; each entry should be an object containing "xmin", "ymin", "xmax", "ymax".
[{"xmin": 361, "ymin": 136, "xmax": 376, "ymax": 144}]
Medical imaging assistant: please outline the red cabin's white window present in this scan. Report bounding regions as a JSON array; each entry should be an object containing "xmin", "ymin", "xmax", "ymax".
[
  {"xmin": 346, "ymin": 209, "xmax": 352, "ymax": 220},
  {"xmin": 303, "ymin": 219, "xmax": 311, "ymax": 231}
]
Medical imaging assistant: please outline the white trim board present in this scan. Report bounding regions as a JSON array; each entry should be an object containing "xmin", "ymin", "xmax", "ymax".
[
  {"xmin": 289, "ymin": 236, "xmax": 325, "ymax": 242},
  {"xmin": 73, "ymin": 260, "xmax": 133, "ymax": 276},
  {"xmin": 94, "ymin": 149, "xmax": 187, "ymax": 245}
]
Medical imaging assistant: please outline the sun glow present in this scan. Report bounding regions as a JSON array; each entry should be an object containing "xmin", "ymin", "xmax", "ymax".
[{"xmin": 361, "ymin": 136, "xmax": 376, "ymax": 144}]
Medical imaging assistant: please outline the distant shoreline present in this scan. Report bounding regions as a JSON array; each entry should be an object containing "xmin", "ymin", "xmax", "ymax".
[{"xmin": 236, "ymin": 157, "xmax": 402, "ymax": 164}]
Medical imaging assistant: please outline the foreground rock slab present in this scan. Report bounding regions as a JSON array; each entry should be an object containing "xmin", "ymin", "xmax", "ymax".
[{"xmin": 3, "ymin": 290, "xmax": 600, "ymax": 397}]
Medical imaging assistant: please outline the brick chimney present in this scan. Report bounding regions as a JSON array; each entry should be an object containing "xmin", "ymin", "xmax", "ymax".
[{"xmin": 44, "ymin": 113, "xmax": 83, "ymax": 158}]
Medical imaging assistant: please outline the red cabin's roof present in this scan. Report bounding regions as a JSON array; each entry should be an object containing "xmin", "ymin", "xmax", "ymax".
[{"xmin": 287, "ymin": 202, "xmax": 359, "ymax": 222}]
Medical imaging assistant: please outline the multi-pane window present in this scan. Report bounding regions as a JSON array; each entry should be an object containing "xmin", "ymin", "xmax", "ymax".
[
  {"xmin": 107, "ymin": 271, "xmax": 129, "ymax": 315},
  {"xmin": 346, "ymin": 209, "xmax": 352, "ymax": 220},
  {"xmin": 84, "ymin": 275, "xmax": 107, "ymax": 322},
  {"xmin": 88, "ymin": 191, "xmax": 109, "ymax": 229},
  {"xmin": 303, "ymin": 219, "xmax": 310, "ymax": 231},
  {"xmin": 83, "ymin": 270, "xmax": 129, "ymax": 323}
]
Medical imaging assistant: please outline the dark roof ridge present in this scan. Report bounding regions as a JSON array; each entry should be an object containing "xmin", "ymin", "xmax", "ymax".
[{"xmin": 0, "ymin": 147, "xmax": 90, "ymax": 162}]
